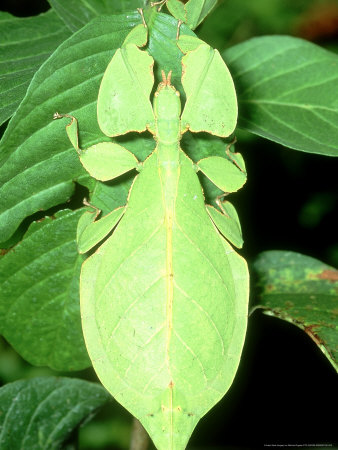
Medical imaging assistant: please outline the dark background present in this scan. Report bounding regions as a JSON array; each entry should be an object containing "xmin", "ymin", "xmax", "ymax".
[{"xmin": 0, "ymin": 0, "xmax": 337, "ymax": 449}]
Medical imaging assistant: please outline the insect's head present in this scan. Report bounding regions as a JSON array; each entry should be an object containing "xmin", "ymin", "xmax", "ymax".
[{"xmin": 153, "ymin": 70, "xmax": 181, "ymax": 120}]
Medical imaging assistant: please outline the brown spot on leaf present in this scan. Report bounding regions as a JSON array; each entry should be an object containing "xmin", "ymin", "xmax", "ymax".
[
  {"xmin": 265, "ymin": 284, "xmax": 275, "ymax": 292},
  {"xmin": 0, "ymin": 248, "xmax": 15, "ymax": 256},
  {"xmin": 284, "ymin": 301, "xmax": 294, "ymax": 308},
  {"xmin": 315, "ymin": 269, "xmax": 338, "ymax": 282},
  {"xmin": 168, "ymin": 380, "xmax": 174, "ymax": 389}
]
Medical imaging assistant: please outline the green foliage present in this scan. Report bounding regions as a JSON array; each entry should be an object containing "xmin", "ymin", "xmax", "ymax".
[
  {"xmin": 0, "ymin": 210, "xmax": 89, "ymax": 370},
  {"xmin": 0, "ymin": 10, "xmax": 71, "ymax": 126},
  {"xmin": 225, "ymin": 36, "xmax": 338, "ymax": 156},
  {"xmin": 49, "ymin": 0, "xmax": 147, "ymax": 32},
  {"xmin": 0, "ymin": 377, "xmax": 110, "ymax": 449},
  {"xmin": 253, "ymin": 251, "xmax": 338, "ymax": 371}
]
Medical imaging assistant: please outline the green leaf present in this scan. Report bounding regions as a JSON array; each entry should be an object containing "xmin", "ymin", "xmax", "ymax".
[
  {"xmin": 0, "ymin": 210, "xmax": 90, "ymax": 371},
  {"xmin": 0, "ymin": 12, "xmax": 143, "ymax": 243},
  {"xmin": 0, "ymin": 10, "xmax": 71, "ymax": 127},
  {"xmin": 225, "ymin": 36, "xmax": 338, "ymax": 156},
  {"xmin": 146, "ymin": 10, "xmax": 195, "ymax": 93},
  {"xmin": 253, "ymin": 251, "xmax": 338, "ymax": 370},
  {"xmin": 0, "ymin": 377, "xmax": 110, "ymax": 449},
  {"xmin": 48, "ymin": 0, "xmax": 147, "ymax": 32}
]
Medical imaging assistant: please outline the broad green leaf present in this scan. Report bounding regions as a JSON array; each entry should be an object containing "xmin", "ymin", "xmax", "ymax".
[
  {"xmin": 0, "ymin": 12, "xmax": 194, "ymax": 243},
  {"xmin": 224, "ymin": 36, "xmax": 338, "ymax": 156},
  {"xmin": 253, "ymin": 251, "xmax": 338, "ymax": 370},
  {"xmin": 48, "ymin": 0, "xmax": 147, "ymax": 32},
  {"xmin": 0, "ymin": 210, "xmax": 89, "ymax": 371},
  {"xmin": 165, "ymin": 0, "xmax": 218, "ymax": 29},
  {"xmin": 0, "ymin": 12, "xmax": 143, "ymax": 243},
  {"xmin": 0, "ymin": 10, "xmax": 71, "ymax": 127},
  {"xmin": 0, "ymin": 377, "xmax": 110, "ymax": 449}
]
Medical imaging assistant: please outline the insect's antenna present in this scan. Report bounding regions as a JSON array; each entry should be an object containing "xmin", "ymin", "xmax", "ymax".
[
  {"xmin": 160, "ymin": 70, "xmax": 173, "ymax": 86},
  {"xmin": 167, "ymin": 70, "xmax": 172, "ymax": 86}
]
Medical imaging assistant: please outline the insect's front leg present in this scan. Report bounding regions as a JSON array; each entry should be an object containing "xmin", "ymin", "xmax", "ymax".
[
  {"xmin": 53, "ymin": 113, "xmax": 139, "ymax": 182},
  {"xmin": 150, "ymin": 0, "xmax": 167, "ymax": 11}
]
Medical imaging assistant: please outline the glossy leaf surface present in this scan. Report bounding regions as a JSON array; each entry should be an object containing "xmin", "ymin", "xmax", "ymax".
[
  {"xmin": 48, "ymin": 0, "xmax": 147, "ymax": 31},
  {"xmin": 225, "ymin": 36, "xmax": 338, "ymax": 156},
  {"xmin": 0, "ymin": 10, "xmax": 71, "ymax": 126},
  {"xmin": 0, "ymin": 210, "xmax": 89, "ymax": 370},
  {"xmin": 253, "ymin": 251, "xmax": 338, "ymax": 370},
  {"xmin": 0, "ymin": 377, "xmax": 109, "ymax": 449}
]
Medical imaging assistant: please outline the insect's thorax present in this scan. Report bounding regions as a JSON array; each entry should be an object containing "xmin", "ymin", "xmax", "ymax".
[
  {"xmin": 153, "ymin": 85, "xmax": 181, "ymax": 148},
  {"xmin": 153, "ymin": 80, "xmax": 182, "ymax": 207}
]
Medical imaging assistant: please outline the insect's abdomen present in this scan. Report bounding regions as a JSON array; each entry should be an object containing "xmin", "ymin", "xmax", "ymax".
[{"xmin": 80, "ymin": 150, "xmax": 248, "ymax": 450}]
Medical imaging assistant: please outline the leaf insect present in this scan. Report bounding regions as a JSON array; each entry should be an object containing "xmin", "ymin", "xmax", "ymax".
[{"xmin": 54, "ymin": 23, "xmax": 249, "ymax": 450}]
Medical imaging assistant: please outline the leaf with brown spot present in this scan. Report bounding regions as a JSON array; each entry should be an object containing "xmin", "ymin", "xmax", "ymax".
[{"xmin": 253, "ymin": 251, "xmax": 338, "ymax": 371}]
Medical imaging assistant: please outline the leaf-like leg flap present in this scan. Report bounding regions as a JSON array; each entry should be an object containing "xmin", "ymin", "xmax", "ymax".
[
  {"xmin": 122, "ymin": 23, "xmax": 148, "ymax": 47},
  {"xmin": 97, "ymin": 35, "xmax": 155, "ymax": 137},
  {"xmin": 177, "ymin": 34, "xmax": 204, "ymax": 53},
  {"xmin": 53, "ymin": 114, "xmax": 138, "ymax": 181},
  {"xmin": 79, "ymin": 142, "xmax": 139, "ymax": 181},
  {"xmin": 77, "ymin": 205, "xmax": 125, "ymax": 254},
  {"xmin": 197, "ymin": 156, "xmax": 247, "ymax": 193},
  {"xmin": 225, "ymin": 139, "xmax": 246, "ymax": 172},
  {"xmin": 206, "ymin": 202, "xmax": 243, "ymax": 248},
  {"xmin": 179, "ymin": 36, "xmax": 237, "ymax": 137},
  {"xmin": 165, "ymin": 0, "xmax": 187, "ymax": 24},
  {"xmin": 53, "ymin": 113, "xmax": 80, "ymax": 153}
]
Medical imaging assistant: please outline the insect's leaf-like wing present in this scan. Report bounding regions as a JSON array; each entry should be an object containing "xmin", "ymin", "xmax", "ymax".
[
  {"xmin": 97, "ymin": 35, "xmax": 155, "ymax": 137},
  {"xmin": 180, "ymin": 37, "xmax": 238, "ymax": 137}
]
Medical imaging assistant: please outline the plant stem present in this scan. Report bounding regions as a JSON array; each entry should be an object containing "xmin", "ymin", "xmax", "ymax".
[{"xmin": 129, "ymin": 418, "xmax": 150, "ymax": 450}]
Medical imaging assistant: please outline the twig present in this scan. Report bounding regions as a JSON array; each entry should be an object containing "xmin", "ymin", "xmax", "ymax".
[{"xmin": 129, "ymin": 418, "xmax": 150, "ymax": 450}]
